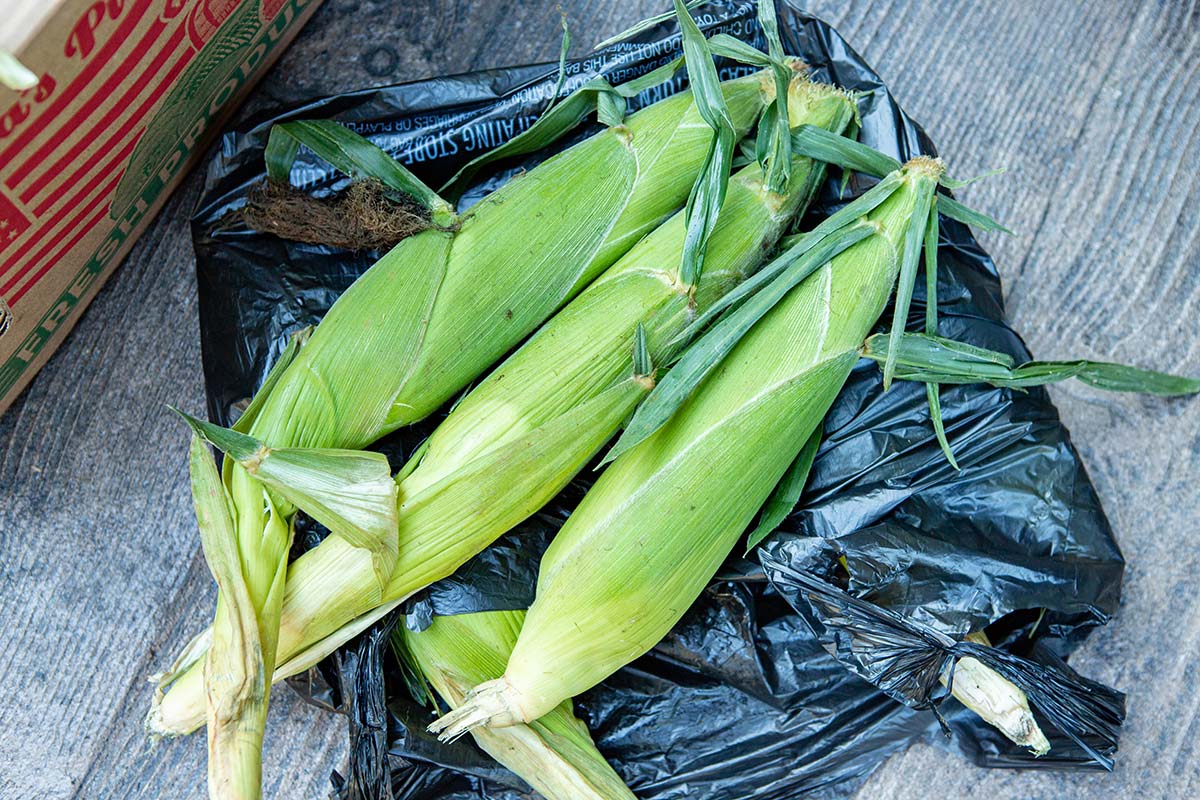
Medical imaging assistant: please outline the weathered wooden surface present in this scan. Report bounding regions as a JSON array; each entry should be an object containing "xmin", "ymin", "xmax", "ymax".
[{"xmin": 1, "ymin": 1, "xmax": 1197, "ymax": 798}]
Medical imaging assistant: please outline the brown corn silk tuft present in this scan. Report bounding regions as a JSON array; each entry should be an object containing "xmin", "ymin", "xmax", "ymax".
[{"xmin": 239, "ymin": 178, "xmax": 431, "ymax": 252}]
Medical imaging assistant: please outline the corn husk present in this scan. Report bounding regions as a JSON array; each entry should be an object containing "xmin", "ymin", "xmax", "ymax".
[
  {"xmin": 399, "ymin": 611, "xmax": 637, "ymax": 800},
  {"xmin": 150, "ymin": 78, "xmax": 858, "ymax": 738},
  {"xmin": 249, "ymin": 71, "xmax": 774, "ymax": 454},
  {"xmin": 185, "ymin": 434, "xmax": 269, "ymax": 800},
  {"xmin": 428, "ymin": 159, "xmax": 943, "ymax": 735}
]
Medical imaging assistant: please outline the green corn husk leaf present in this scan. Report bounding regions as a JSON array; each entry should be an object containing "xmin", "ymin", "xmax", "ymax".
[
  {"xmin": 151, "ymin": 79, "xmax": 859, "ymax": 737},
  {"xmin": 708, "ymin": 0, "xmax": 793, "ymax": 193},
  {"xmin": 921, "ymin": 201, "xmax": 960, "ymax": 469},
  {"xmin": 790, "ymin": 123, "xmax": 900, "ymax": 180},
  {"xmin": 745, "ymin": 424, "xmax": 822, "ymax": 552},
  {"xmin": 926, "ymin": 382, "xmax": 958, "ymax": 469},
  {"xmin": 937, "ymin": 194, "xmax": 1013, "ymax": 235},
  {"xmin": 607, "ymin": 212, "xmax": 881, "ymax": 464},
  {"xmin": 882, "ymin": 176, "xmax": 935, "ymax": 389},
  {"xmin": 218, "ymin": 486, "xmax": 290, "ymax": 796},
  {"xmin": 1012, "ymin": 361, "xmax": 1200, "ymax": 393},
  {"xmin": 864, "ymin": 332, "xmax": 1200, "ymax": 395},
  {"xmin": 731, "ymin": 142, "xmax": 756, "ymax": 169},
  {"xmin": 271, "ymin": 598, "xmax": 405, "ymax": 683},
  {"xmin": 938, "ymin": 167, "xmax": 1008, "ymax": 190},
  {"xmin": 789, "ymin": 125, "xmax": 1004, "ymax": 196},
  {"xmin": 786, "ymin": 127, "xmax": 1013, "ymax": 235},
  {"xmin": 265, "ymin": 120, "xmax": 454, "ymax": 226},
  {"xmin": 175, "ymin": 411, "xmax": 399, "ymax": 587},
  {"xmin": 924, "ymin": 200, "xmax": 940, "ymax": 337},
  {"xmin": 442, "ymin": 57, "xmax": 686, "ymax": 193},
  {"xmin": 399, "ymin": 611, "xmax": 636, "ymax": 800},
  {"xmin": 592, "ymin": 0, "xmax": 705, "ymax": 50},
  {"xmin": 863, "ymin": 331, "xmax": 1014, "ymax": 371},
  {"xmin": 149, "ymin": 628, "xmax": 212, "ymax": 701},
  {"xmin": 674, "ymin": 0, "xmax": 738, "ymax": 286},
  {"xmin": 757, "ymin": 0, "xmax": 786, "ymax": 62},
  {"xmin": 546, "ymin": 12, "xmax": 571, "ymax": 116},
  {"xmin": 674, "ymin": 170, "xmax": 907, "ymax": 357},
  {"xmin": 631, "ymin": 323, "xmax": 653, "ymax": 377},
  {"xmin": 429, "ymin": 167, "xmax": 940, "ymax": 737},
  {"xmin": 186, "ymin": 434, "xmax": 268, "ymax": 798}
]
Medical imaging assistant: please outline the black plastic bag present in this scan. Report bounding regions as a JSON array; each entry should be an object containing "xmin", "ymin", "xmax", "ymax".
[{"xmin": 190, "ymin": 3, "xmax": 1126, "ymax": 798}]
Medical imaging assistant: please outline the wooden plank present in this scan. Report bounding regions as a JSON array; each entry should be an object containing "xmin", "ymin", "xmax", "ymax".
[{"xmin": 0, "ymin": 1, "xmax": 1196, "ymax": 798}]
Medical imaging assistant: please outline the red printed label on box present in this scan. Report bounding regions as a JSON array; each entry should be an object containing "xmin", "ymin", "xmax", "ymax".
[
  {"xmin": 0, "ymin": 0, "xmax": 323, "ymax": 413},
  {"xmin": 0, "ymin": 193, "xmax": 31, "ymax": 249}
]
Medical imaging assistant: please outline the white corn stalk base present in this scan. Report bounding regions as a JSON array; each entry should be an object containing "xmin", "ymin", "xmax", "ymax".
[{"xmin": 944, "ymin": 655, "xmax": 1051, "ymax": 756}]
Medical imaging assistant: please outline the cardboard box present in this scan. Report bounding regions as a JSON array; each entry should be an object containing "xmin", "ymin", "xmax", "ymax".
[{"xmin": 0, "ymin": 0, "xmax": 324, "ymax": 416}]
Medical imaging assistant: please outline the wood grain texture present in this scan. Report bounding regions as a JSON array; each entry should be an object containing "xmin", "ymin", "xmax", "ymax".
[{"xmin": 0, "ymin": 1, "xmax": 1196, "ymax": 798}]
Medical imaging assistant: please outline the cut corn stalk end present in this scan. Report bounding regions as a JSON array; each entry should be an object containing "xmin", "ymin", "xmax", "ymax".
[
  {"xmin": 144, "ymin": 704, "xmax": 170, "ymax": 743},
  {"xmin": 399, "ymin": 609, "xmax": 637, "ymax": 799},
  {"xmin": 145, "ymin": 697, "xmax": 183, "ymax": 740},
  {"xmin": 944, "ymin": 653, "xmax": 1051, "ymax": 756},
  {"xmin": 428, "ymin": 678, "xmax": 526, "ymax": 741},
  {"xmin": 941, "ymin": 632, "xmax": 1050, "ymax": 756},
  {"xmin": 145, "ymin": 625, "xmax": 213, "ymax": 739}
]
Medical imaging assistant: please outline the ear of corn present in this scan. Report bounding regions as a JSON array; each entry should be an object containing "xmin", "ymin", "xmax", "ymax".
[
  {"xmin": 215, "ymin": 64, "xmax": 779, "ymax": 635},
  {"xmin": 149, "ymin": 78, "xmax": 858, "ymax": 738},
  {"xmin": 428, "ymin": 161, "xmax": 941, "ymax": 736},
  {"xmin": 399, "ymin": 611, "xmax": 637, "ymax": 800},
  {"xmin": 172, "ymin": 330, "xmax": 317, "ymax": 800}
]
